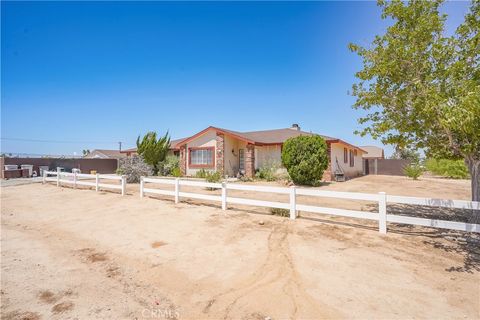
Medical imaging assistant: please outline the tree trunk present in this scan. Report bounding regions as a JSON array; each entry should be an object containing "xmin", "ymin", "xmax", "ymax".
[{"xmin": 466, "ymin": 157, "xmax": 480, "ymax": 202}]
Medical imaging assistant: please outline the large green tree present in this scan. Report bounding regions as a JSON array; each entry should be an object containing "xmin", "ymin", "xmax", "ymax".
[
  {"xmin": 350, "ymin": 0, "xmax": 479, "ymax": 200},
  {"xmin": 136, "ymin": 131, "xmax": 170, "ymax": 175}
]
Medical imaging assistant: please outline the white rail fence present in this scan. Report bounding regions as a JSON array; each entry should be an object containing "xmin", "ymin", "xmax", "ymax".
[
  {"xmin": 43, "ymin": 171, "xmax": 126, "ymax": 195},
  {"xmin": 140, "ymin": 177, "xmax": 480, "ymax": 234}
]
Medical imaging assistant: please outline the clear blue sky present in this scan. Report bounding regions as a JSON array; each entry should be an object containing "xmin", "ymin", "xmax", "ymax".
[{"xmin": 1, "ymin": 1, "xmax": 470, "ymax": 156}]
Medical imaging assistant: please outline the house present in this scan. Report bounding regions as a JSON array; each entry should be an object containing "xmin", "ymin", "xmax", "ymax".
[
  {"xmin": 359, "ymin": 146, "xmax": 385, "ymax": 159},
  {"xmin": 84, "ymin": 149, "xmax": 127, "ymax": 159},
  {"xmin": 123, "ymin": 125, "xmax": 366, "ymax": 181}
]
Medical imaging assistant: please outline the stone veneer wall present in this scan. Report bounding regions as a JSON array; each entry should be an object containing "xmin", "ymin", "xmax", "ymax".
[
  {"xmin": 179, "ymin": 145, "xmax": 187, "ymax": 175},
  {"xmin": 215, "ymin": 133, "xmax": 225, "ymax": 176},
  {"xmin": 245, "ymin": 144, "xmax": 255, "ymax": 178}
]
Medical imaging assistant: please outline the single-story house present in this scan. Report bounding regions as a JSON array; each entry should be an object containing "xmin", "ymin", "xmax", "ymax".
[
  {"xmin": 84, "ymin": 149, "xmax": 127, "ymax": 159},
  {"xmin": 359, "ymin": 146, "xmax": 385, "ymax": 159},
  {"xmin": 123, "ymin": 125, "xmax": 366, "ymax": 181}
]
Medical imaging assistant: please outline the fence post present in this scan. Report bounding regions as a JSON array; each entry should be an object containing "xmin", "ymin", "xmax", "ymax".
[
  {"xmin": 95, "ymin": 174, "xmax": 99, "ymax": 192},
  {"xmin": 378, "ymin": 192, "xmax": 387, "ymax": 234},
  {"xmin": 140, "ymin": 177, "xmax": 144, "ymax": 198},
  {"xmin": 175, "ymin": 178, "xmax": 180, "ymax": 204},
  {"xmin": 73, "ymin": 171, "xmax": 77, "ymax": 189},
  {"xmin": 121, "ymin": 175, "xmax": 126, "ymax": 196},
  {"xmin": 42, "ymin": 170, "xmax": 47, "ymax": 184},
  {"xmin": 56, "ymin": 172, "xmax": 60, "ymax": 187},
  {"xmin": 221, "ymin": 181, "xmax": 227, "ymax": 211},
  {"xmin": 289, "ymin": 186, "xmax": 297, "ymax": 220}
]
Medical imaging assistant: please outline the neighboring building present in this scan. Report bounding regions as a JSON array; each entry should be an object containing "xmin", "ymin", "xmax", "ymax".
[
  {"xmin": 124, "ymin": 125, "xmax": 366, "ymax": 181},
  {"xmin": 84, "ymin": 149, "xmax": 126, "ymax": 159},
  {"xmin": 359, "ymin": 146, "xmax": 385, "ymax": 159}
]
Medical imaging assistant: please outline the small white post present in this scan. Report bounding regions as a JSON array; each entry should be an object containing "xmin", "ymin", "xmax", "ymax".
[
  {"xmin": 42, "ymin": 170, "xmax": 47, "ymax": 184},
  {"xmin": 174, "ymin": 178, "xmax": 180, "ymax": 204},
  {"xmin": 73, "ymin": 171, "xmax": 77, "ymax": 189},
  {"xmin": 95, "ymin": 174, "xmax": 99, "ymax": 192},
  {"xmin": 140, "ymin": 177, "xmax": 144, "ymax": 198},
  {"xmin": 378, "ymin": 192, "xmax": 387, "ymax": 234},
  {"xmin": 121, "ymin": 175, "xmax": 126, "ymax": 196},
  {"xmin": 221, "ymin": 181, "xmax": 227, "ymax": 210},
  {"xmin": 56, "ymin": 172, "xmax": 60, "ymax": 187},
  {"xmin": 289, "ymin": 186, "xmax": 297, "ymax": 220}
]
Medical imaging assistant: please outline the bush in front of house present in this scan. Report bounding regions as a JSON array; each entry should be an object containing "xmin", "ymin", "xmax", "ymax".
[
  {"xmin": 425, "ymin": 158, "xmax": 469, "ymax": 179},
  {"xmin": 404, "ymin": 163, "xmax": 423, "ymax": 180},
  {"xmin": 159, "ymin": 155, "xmax": 180, "ymax": 176},
  {"xmin": 205, "ymin": 171, "xmax": 222, "ymax": 183},
  {"xmin": 117, "ymin": 155, "xmax": 153, "ymax": 183},
  {"xmin": 195, "ymin": 168, "xmax": 208, "ymax": 179},
  {"xmin": 281, "ymin": 135, "xmax": 329, "ymax": 185},
  {"xmin": 255, "ymin": 160, "xmax": 280, "ymax": 181}
]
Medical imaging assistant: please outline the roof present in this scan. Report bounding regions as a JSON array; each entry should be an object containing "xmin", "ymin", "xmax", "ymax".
[
  {"xmin": 84, "ymin": 149, "xmax": 126, "ymax": 159},
  {"xmin": 122, "ymin": 126, "xmax": 366, "ymax": 153},
  {"xmin": 359, "ymin": 146, "xmax": 384, "ymax": 158},
  {"xmin": 179, "ymin": 126, "xmax": 365, "ymax": 152}
]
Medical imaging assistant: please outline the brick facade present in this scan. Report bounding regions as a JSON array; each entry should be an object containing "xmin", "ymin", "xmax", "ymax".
[
  {"xmin": 322, "ymin": 143, "xmax": 332, "ymax": 182},
  {"xmin": 179, "ymin": 145, "xmax": 187, "ymax": 175},
  {"xmin": 215, "ymin": 133, "xmax": 225, "ymax": 176},
  {"xmin": 245, "ymin": 144, "xmax": 255, "ymax": 178}
]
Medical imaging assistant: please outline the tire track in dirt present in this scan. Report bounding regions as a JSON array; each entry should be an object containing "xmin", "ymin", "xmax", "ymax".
[{"xmin": 201, "ymin": 221, "xmax": 338, "ymax": 319}]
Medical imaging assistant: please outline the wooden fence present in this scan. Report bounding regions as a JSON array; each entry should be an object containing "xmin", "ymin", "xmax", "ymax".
[
  {"xmin": 140, "ymin": 177, "xmax": 480, "ymax": 234},
  {"xmin": 43, "ymin": 171, "xmax": 126, "ymax": 195}
]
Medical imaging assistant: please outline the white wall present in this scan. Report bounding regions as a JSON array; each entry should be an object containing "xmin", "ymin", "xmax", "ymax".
[
  {"xmin": 186, "ymin": 130, "xmax": 217, "ymax": 176},
  {"xmin": 330, "ymin": 143, "xmax": 364, "ymax": 178}
]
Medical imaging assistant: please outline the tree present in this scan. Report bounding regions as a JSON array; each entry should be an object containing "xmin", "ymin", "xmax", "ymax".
[
  {"xmin": 349, "ymin": 0, "xmax": 479, "ymax": 200},
  {"xmin": 136, "ymin": 131, "xmax": 170, "ymax": 175},
  {"xmin": 390, "ymin": 146, "xmax": 420, "ymax": 162},
  {"xmin": 281, "ymin": 135, "xmax": 329, "ymax": 185}
]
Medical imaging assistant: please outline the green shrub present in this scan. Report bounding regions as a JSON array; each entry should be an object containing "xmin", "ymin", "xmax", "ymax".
[
  {"xmin": 195, "ymin": 168, "xmax": 208, "ymax": 179},
  {"xmin": 171, "ymin": 167, "xmax": 182, "ymax": 177},
  {"xmin": 425, "ymin": 159, "xmax": 469, "ymax": 179},
  {"xmin": 404, "ymin": 164, "xmax": 423, "ymax": 180},
  {"xmin": 255, "ymin": 161, "xmax": 280, "ymax": 181},
  {"xmin": 270, "ymin": 207, "xmax": 290, "ymax": 217},
  {"xmin": 117, "ymin": 156, "xmax": 153, "ymax": 183},
  {"xmin": 281, "ymin": 135, "xmax": 329, "ymax": 185},
  {"xmin": 205, "ymin": 171, "xmax": 222, "ymax": 183},
  {"xmin": 159, "ymin": 155, "xmax": 180, "ymax": 176}
]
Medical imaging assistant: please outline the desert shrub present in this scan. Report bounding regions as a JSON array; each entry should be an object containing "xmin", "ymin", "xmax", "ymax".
[
  {"xmin": 195, "ymin": 168, "xmax": 208, "ymax": 179},
  {"xmin": 425, "ymin": 159, "xmax": 469, "ymax": 179},
  {"xmin": 281, "ymin": 135, "xmax": 329, "ymax": 185},
  {"xmin": 255, "ymin": 161, "xmax": 280, "ymax": 181},
  {"xmin": 159, "ymin": 155, "xmax": 180, "ymax": 176},
  {"xmin": 171, "ymin": 167, "xmax": 182, "ymax": 177},
  {"xmin": 117, "ymin": 156, "xmax": 153, "ymax": 183},
  {"xmin": 270, "ymin": 207, "xmax": 290, "ymax": 217},
  {"xmin": 205, "ymin": 171, "xmax": 222, "ymax": 183},
  {"xmin": 404, "ymin": 163, "xmax": 423, "ymax": 180}
]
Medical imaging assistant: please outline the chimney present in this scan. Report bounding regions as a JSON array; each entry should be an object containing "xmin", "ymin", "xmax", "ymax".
[{"xmin": 290, "ymin": 123, "xmax": 300, "ymax": 131}]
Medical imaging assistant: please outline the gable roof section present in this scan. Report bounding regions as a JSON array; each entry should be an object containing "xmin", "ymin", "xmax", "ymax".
[
  {"xmin": 85, "ymin": 149, "xmax": 126, "ymax": 159},
  {"xmin": 359, "ymin": 146, "xmax": 384, "ymax": 158}
]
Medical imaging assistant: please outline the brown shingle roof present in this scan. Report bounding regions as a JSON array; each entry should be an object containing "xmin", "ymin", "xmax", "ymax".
[
  {"xmin": 359, "ymin": 146, "xmax": 384, "ymax": 158},
  {"xmin": 84, "ymin": 149, "xmax": 126, "ymax": 159}
]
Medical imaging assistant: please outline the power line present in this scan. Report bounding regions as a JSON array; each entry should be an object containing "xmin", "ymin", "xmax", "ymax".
[{"xmin": 1, "ymin": 137, "xmax": 121, "ymax": 144}]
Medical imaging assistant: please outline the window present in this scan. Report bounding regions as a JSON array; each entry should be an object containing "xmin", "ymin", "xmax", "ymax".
[
  {"xmin": 349, "ymin": 150, "xmax": 354, "ymax": 167},
  {"xmin": 239, "ymin": 149, "xmax": 245, "ymax": 171},
  {"xmin": 344, "ymin": 148, "xmax": 348, "ymax": 163},
  {"xmin": 189, "ymin": 147, "xmax": 214, "ymax": 167}
]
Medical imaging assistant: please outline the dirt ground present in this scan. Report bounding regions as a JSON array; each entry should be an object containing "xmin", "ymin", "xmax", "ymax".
[{"xmin": 1, "ymin": 175, "xmax": 479, "ymax": 319}]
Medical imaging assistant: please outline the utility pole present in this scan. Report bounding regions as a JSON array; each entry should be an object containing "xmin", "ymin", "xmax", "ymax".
[{"xmin": 118, "ymin": 142, "xmax": 122, "ymax": 151}]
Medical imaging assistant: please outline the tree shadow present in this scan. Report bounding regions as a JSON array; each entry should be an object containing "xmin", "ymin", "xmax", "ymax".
[{"xmin": 365, "ymin": 202, "xmax": 480, "ymax": 273}]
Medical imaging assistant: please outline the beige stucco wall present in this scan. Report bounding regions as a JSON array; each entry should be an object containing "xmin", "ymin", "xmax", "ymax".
[
  {"xmin": 254, "ymin": 145, "xmax": 282, "ymax": 169},
  {"xmin": 185, "ymin": 130, "xmax": 216, "ymax": 176},
  {"xmin": 329, "ymin": 143, "xmax": 364, "ymax": 178},
  {"xmin": 223, "ymin": 135, "xmax": 248, "ymax": 177}
]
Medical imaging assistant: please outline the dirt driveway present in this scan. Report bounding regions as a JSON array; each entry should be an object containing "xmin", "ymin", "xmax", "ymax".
[{"xmin": 1, "ymin": 176, "xmax": 479, "ymax": 319}]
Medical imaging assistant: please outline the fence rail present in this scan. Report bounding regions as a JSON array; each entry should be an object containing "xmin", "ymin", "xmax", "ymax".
[
  {"xmin": 140, "ymin": 177, "xmax": 480, "ymax": 234},
  {"xmin": 43, "ymin": 171, "xmax": 126, "ymax": 195}
]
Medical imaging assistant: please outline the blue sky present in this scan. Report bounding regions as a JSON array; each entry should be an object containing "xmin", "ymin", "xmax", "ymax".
[{"xmin": 1, "ymin": 1, "xmax": 470, "ymax": 156}]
